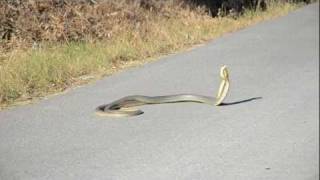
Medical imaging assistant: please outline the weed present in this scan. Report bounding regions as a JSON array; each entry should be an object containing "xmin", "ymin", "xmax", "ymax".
[{"xmin": 0, "ymin": 1, "xmax": 304, "ymax": 107}]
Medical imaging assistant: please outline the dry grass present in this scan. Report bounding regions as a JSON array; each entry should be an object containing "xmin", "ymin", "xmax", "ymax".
[{"xmin": 0, "ymin": 1, "xmax": 302, "ymax": 108}]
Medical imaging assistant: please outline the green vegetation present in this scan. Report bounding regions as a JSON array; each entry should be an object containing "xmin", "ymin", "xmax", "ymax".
[{"xmin": 0, "ymin": 1, "xmax": 308, "ymax": 108}]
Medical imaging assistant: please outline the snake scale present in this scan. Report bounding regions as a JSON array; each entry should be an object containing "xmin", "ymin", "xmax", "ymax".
[{"xmin": 96, "ymin": 65, "xmax": 230, "ymax": 117}]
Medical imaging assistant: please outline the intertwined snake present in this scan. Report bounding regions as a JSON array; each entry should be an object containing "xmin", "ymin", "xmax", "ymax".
[{"xmin": 96, "ymin": 65, "xmax": 230, "ymax": 117}]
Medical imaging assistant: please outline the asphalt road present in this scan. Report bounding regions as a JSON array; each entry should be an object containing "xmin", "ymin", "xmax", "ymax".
[{"xmin": 0, "ymin": 4, "xmax": 318, "ymax": 180}]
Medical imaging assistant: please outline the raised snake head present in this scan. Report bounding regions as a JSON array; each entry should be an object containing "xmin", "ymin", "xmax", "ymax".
[{"xmin": 215, "ymin": 65, "xmax": 230, "ymax": 106}]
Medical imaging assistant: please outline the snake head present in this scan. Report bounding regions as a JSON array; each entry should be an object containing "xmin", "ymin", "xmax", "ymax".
[
  {"xmin": 220, "ymin": 65, "xmax": 229, "ymax": 80},
  {"xmin": 215, "ymin": 65, "xmax": 230, "ymax": 106}
]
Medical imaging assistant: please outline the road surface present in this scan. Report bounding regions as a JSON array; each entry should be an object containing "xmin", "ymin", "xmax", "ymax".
[{"xmin": 0, "ymin": 3, "xmax": 318, "ymax": 180}]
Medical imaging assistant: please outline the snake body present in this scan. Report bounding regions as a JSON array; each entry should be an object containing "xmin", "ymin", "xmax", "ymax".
[{"xmin": 96, "ymin": 66, "xmax": 230, "ymax": 117}]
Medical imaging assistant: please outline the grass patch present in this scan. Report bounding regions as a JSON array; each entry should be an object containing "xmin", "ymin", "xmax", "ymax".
[{"xmin": 0, "ymin": 2, "xmax": 303, "ymax": 108}]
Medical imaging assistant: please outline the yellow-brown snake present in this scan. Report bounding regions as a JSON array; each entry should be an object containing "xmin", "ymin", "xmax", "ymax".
[{"xmin": 96, "ymin": 65, "xmax": 230, "ymax": 117}]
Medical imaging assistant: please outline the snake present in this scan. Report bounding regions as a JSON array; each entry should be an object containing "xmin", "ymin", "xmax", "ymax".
[{"xmin": 95, "ymin": 65, "xmax": 230, "ymax": 117}]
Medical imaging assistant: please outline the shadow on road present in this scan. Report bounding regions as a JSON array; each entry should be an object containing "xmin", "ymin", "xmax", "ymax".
[{"xmin": 220, "ymin": 97, "xmax": 262, "ymax": 106}]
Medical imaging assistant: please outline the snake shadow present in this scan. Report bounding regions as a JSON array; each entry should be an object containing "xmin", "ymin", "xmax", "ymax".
[{"xmin": 219, "ymin": 97, "xmax": 262, "ymax": 106}]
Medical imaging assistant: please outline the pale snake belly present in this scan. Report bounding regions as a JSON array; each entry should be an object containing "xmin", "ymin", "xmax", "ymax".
[{"xmin": 96, "ymin": 65, "xmax": 230, "ymax": 117}]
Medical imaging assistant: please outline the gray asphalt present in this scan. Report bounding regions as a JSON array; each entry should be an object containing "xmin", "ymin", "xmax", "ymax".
[{"xmin": 0, "ymin": 4, "xmax": 319, "ymax": 180}]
